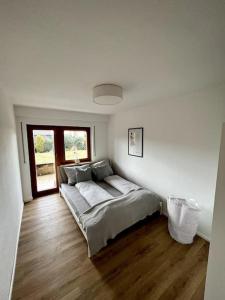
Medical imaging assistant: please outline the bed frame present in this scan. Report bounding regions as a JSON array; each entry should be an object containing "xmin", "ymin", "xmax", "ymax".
[
  {"xmin": 59, "ymin": 187, "xmax": 87, "ymax": 240},
  {"xmin": 57, "ymin": 162, "xmax": 161, "ymax": 257},
  {"xmin": 57, "ymin": 161, "xmax": 109, "ymax": 242}
]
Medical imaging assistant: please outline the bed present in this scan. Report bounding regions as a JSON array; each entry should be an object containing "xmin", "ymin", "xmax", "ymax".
[{"xmin": 58, "ymin": 160, "xmax": 161, "ymax": 257}]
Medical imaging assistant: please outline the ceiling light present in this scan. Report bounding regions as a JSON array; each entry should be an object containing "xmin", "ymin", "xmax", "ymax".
[{"xmin": 93, "ymin": 84, "xmax": 123, "ymax": 105}]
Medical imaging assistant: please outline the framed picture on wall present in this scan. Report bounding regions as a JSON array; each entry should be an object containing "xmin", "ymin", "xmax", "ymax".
[{"xmin": 128, "ymin": 127, "xmax": 143, "ymax": 157}]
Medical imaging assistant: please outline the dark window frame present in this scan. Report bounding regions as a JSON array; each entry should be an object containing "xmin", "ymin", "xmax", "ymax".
[
  {"xmin": 27, "ymin": 125, "xmax": 91, "ymax": 198},
  {"xmin": 62, "ymin": 126, "xmax": 91, "ymax": 163}
]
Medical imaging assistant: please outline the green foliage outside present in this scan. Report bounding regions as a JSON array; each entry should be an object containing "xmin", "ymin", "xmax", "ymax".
[
  {"xmin": 43, "ymin": 138, "xmax": 53, "ymax": 152},
  {"xmin": 34, "ymin": 135, "xmax": 53, "ymax": 153},
  {"xmin": 34, "ymin": 134, "xmax": 86, "ymax": 153},
  {"xmin": 34, "ymin": 133, "xmax": 87, "ymax": 165},
  {"xmin": 35, "ymin": 135, "xmax": 45, "ymax": 153},
  {"xmin": 64, "ymin": 134, "xmax": 86, "ymax": 151}
]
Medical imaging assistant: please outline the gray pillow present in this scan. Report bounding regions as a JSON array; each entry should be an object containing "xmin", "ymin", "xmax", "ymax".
[
  {"xmin": 76, "ymin": 166, "xmax": 92, "ymax": 183},
  {"xmin": 92, "ymin": 164, "xmax": 113, "ymax": 181},
  {"xmin": 91, "ymin": 159, "xmax": 110, "ymax": 168},
  {"xmin": 64, "ymin": 164, "xmax": 89, "ymax": 185},
  {"xmin": 64, "ymin": 166, "xmax": 77, "ymax": 185}
]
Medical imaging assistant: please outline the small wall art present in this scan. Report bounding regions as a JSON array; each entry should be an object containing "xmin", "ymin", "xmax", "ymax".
[{"xmin": 128, "ymin": 127, "xmax": 143, "ymax": 157}]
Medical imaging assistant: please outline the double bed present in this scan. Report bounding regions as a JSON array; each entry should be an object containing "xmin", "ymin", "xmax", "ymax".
[{"xmin": 58, "ymin": 160, "xmax": 161, "ymax": 257}]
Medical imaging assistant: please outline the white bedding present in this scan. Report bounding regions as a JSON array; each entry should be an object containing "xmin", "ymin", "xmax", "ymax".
[
  {"xmin": 75, "ymin": 180, "xmax": 113, "ymax": 206},
  {"xmin": 104, "ymin": 175, "xmax": 141, "ymax": 194}
]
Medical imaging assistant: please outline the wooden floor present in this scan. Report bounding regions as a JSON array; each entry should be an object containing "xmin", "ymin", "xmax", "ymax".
[{"xmin": 12, "ymin": 194, "xmax": 209, "ymax": 300}]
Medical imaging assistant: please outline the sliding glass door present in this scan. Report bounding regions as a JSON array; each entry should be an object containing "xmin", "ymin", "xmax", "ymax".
[{"xmin": 27, "ymin": 125, "xmax": 91, "ymax": 198}]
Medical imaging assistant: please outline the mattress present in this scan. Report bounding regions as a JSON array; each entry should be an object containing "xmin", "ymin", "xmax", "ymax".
[{"xmin": 61, "ymin": 181, "xmax": 122, "ymax": 217}]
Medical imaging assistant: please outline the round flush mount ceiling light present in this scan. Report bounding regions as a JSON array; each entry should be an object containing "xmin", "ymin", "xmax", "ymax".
[{"xmin": 93, "ymin": 84, "xmax": 123, "ymax": 105}]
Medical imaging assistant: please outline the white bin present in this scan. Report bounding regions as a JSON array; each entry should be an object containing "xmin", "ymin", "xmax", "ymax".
[{"xmin": 167, "ymin": 196, "xmax": 200, "ymax": 244}]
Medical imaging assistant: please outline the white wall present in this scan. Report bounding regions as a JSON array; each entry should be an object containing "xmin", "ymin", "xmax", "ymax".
[
  {"xmin": 204, "ymin": 123, "xmax": 225, "ymax": 299},
  {"xmin": 0, "ymin": 93, "xmax": 23, "ymax": 299},
  {"xmin": 14, "ymin": 106, "xmax": 109, "ymax": 202},
  {"xmin": 108, "ymin": 85, "xmax": 225, "ymax": 240}
]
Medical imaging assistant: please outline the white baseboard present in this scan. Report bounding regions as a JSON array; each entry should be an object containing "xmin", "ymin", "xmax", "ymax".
[
  {"xmin": 24, "ymin": 197, "xmax": 33, "ymax": 203},
  {"xmin": 9, "ymin": 204, "xmax": 24, "ymax": 300},
  {"xmin": 197, "ymin": 231, "xmax": 210, "ymax": 242},
  {"xmin": 162, "ymin": 210, "xmax": 210, "ymax": 243}
]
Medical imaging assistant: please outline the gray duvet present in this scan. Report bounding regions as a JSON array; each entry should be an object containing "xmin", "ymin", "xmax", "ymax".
[
  {"xmin": 61, "ymin": 182, "xmax": 160, "ymax": 257},
  {"xmin": 61, "ymin": 181, "xmax": 122, "ymax": 217}
]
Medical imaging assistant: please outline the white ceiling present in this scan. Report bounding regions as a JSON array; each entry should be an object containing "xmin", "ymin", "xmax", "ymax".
[{"xmin": 0, "ymin": 0, "xmax": 225, "ymax": 114}]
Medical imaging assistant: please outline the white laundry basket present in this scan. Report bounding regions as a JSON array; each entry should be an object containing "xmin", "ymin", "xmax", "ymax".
[{"xmin": 167, "ymin": 196, "xmax": 200, "ymax": 244}]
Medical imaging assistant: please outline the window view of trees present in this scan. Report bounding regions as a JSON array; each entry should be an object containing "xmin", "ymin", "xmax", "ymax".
[
  {"xmin": 33, "ymin": 129, "xmax": 88, "ymax": 165},
  {"xmin": 34, "ymin": 131, "xmax": 55, "ymax": 165},
  {"xmin": 33, "ymin": 130, "xmax": 56, "ymax": 192},
  {"xmin": 35, "ymin": 135, "xmax": 53, "ymax": 153},
  {"xmin": 29, "ymin": 127, "xmax": 90, "ymax": 194},
  {"xmin": 64, "ymin": 134, "xmax": 86, "ymax": 151},
  {"xmin": 64, "ymin": 130, "xmax": 87, "ymax": 160}
]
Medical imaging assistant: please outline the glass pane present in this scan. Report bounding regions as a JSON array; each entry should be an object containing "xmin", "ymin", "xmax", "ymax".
[
  {"xmin": 33, "ymin": 130, "xmax": 57, "ymax": 192},
  {"xmin": 64, "ymin": 130, "xmax": 88, "ymax": 161}
]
